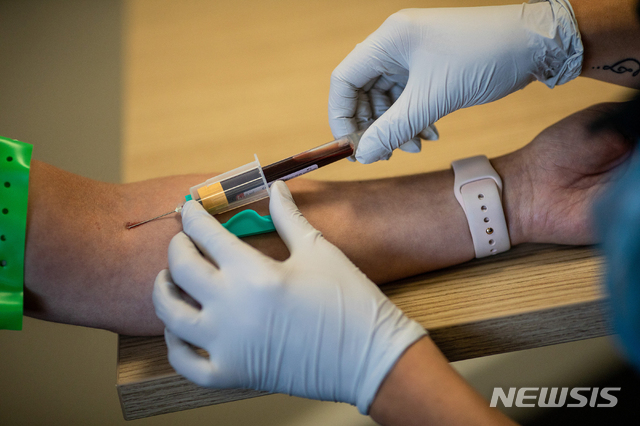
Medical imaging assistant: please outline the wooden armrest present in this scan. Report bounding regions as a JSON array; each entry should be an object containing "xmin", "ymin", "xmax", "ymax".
[{"xmin": 116, "ymin": 243, "xmax": 609, "ymax": 420}]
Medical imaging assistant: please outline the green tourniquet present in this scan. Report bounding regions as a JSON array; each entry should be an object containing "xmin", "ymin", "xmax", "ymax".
[
  {"xmin": 0, "ymin": 136, "xmax": 32, "ymax": 331},
  {"xmin": 221, "ymin": 209, "xmax": 276, "ymax": 238}
]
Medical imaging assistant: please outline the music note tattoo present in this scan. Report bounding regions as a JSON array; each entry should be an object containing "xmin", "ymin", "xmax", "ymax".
[{"xmin": 593, "ymin": 58, "xmax": 640, "ymax": 77}]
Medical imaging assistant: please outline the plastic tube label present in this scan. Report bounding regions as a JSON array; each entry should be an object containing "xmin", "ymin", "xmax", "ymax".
[
  {"xmin": 236, "ymin": 184, "xmax": 267, "ymax": 200},
  {"xmin": 270, "ymin": 165, "xmax": 318, "ymax": 184}
]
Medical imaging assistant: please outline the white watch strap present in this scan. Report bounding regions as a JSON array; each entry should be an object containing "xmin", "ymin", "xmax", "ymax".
[{"xmin": 452, "ymin": 155, "xmax": 510, "ymax": 258}]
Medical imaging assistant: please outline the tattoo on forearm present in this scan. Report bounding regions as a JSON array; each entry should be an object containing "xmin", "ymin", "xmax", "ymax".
[{"xmin": 592, "ymin": 58, "xmax": 640, "ymax": 77}]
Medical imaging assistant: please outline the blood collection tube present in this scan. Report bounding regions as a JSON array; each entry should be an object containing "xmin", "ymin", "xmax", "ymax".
[
  {"xmin": 188, "ymin": 131, "xmax": 363, "ymax": 215},
  {"xmin": 261, "ymin": 131, "xmax": 363, "ymax": 183},
  {"xmin": 188, "ymin": 155, "xmax": 270, "ymax": 215}
]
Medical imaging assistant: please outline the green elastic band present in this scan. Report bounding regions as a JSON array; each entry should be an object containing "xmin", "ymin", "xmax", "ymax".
[
  {"xmin": 221, "ymin": 209, "xmax": 276, "ymax": 238},
  {"xmin": 0, "ymin": 136, "xmax": 33, "ymax": 331}
]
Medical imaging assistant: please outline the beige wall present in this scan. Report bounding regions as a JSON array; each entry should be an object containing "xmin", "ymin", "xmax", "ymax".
[{"xmin": 0, "ymin": 0, "xmax": 121, "ymax": 182}]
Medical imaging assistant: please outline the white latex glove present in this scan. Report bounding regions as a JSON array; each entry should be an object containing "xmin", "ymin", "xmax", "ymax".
[
  {"xmin": 152, "ymin": 181, "xmax": 426, "ymax": 414},
  {"xmin": 329, "ymin": 0, "xmax": 583, "ymax": 164}
]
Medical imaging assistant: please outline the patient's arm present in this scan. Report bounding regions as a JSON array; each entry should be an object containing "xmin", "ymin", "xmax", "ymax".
[
  {"xmin": 23, "ymin": 103, "xmax": 631, "ymax": 335},
  {"xmin": 24, "ymin": 161, "xmax": 485, "ymax": 334}
]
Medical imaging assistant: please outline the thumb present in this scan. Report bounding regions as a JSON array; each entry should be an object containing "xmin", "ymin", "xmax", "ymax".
[
  {"xmin": 269, "ymin": 181, "xmax": 323, "ymax": 253},
  {"xmin": 355, "ymin": 83, "xmax": 427, "ymax": 164}
]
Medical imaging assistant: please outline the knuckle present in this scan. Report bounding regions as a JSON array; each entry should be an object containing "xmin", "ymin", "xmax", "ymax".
[
  {"xmin": 154, "ymin": 268, "xmax": 170, "ymax": 286},
  {"xmin": 194, "ymin": 367, "xmax": 215, "ymax": 388},
  {"xmin": 250, "ymin": 263, "xmax": 285, "ymax": 290},
  {"xmin": 169, "ymin": 232, "xmax": 187, "ymax": 251},
  {"xmin": 202, "ymin": 232, "xmax": 238, "ymax": 262},
  {"xmin": 170, "ymin": 256, "xmax": 193, "ymax": 282},
  {"xmin": 201, "ymin": 226, "xmax": 229, "ymax": 251},
  {"xmin": 169, "ymin": 233, "xmax": 195, "ymax": 262},
  {"xmin": 182, "ymin": 210, "xmax": 214, "ymax": 236},
  {"xmin": 167, "ymin": 349, "xmax": 191, "ymax": 379},
  {"xmin": 181, "ymin": 210, "xmax": 200, "ymax": 233},
  {"xmin": 152, "ymin": 293, "xmax": 168, "ymax": 320},
  {"xmin": 152, "ymin": 278, "xmax": 167, "ymax": 303},
  {"xmin": 162, "ymin": 312, "xmax": 179, "ymax": 330},
  {"xmin": 250, "ymin": 273, "xmax": 274, "ymax": 289},
  {"xmin": 330, "ymin": 68, "xmax": 346, "ymax": 84},
  {"xmin": 387, "ymin": 9, "xmax": 414, "ymax": 25},
  {"xmin": 167, "ymin": 347, "xmax": 179, "ymax": 368},
  {"xmin": 190, "ymin": 374, "xmax": 208, "ymax": 388},
  {"xmin": 152, "ymin": 276, "xmax": 172, "ymax": 309},
  {"xmin": 309, "ymin": 229, "xmax": 325, "ymax": 244},
  {"xmin": 168, "ymin": 310, "xmax": 193, "ymax": 331},
  {"xmin": 301, "ymin": 227, "xmax": 325, "ymax": 246},
  {"xmin": 179, "ymin": 311, "xmax": 198, "ymax": 329}
]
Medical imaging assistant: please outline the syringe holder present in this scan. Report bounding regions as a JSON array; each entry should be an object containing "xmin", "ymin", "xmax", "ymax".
[{"xmin": 189, "ymin": 155, "xmax": 269, "ymax": 216}]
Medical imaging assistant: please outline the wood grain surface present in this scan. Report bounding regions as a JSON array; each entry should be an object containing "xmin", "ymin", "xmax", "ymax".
[
  {"xmin": 118, "ymin": 244, "xmax": 609, "ymax": 419},
  {"xmin": 118, "ymin": 0, "xmax": 632, "ymax": 420}
]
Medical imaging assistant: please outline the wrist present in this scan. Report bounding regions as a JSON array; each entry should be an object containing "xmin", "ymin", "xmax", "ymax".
[
  {"xmin": 526, "ymin": 0, "xmax": 584, "ymax": 88},
  {"xmin": 369, "ymin": 336, "xmax": 443, "ymax": 425},
  {"xmin": 490, "ymin": 153, "xmax": 529, "ymax": 246},
  {"xmin": 370, "ymin": 336, "xmax": 517, "ymax": 426}
]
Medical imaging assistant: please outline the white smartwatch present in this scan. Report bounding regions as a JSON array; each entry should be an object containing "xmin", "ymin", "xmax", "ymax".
[{"xmin": 451, "ymin": 155, "xmax": 510, "ymax": 258}]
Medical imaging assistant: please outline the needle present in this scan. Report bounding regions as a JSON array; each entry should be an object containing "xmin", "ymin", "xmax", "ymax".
[{"xmin": 126, "ymin": 205, "xmax": 183, "ymax": 229}]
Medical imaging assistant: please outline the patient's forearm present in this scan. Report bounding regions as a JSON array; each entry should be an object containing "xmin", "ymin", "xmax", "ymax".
[
  {"xmin": 23, "ymin": 156, "xmax": 522, "ymax": 335},
  {"xmin": 22, "ymin": 104, "xmax": 630, "ymax": 336}
]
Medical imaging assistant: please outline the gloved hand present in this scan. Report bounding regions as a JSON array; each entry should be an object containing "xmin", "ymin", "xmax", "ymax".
[
  {"xmin": 152, "ymin": 181, "xmax": 426, "ymax": 414},
  {"xmin": 329, "ymin": 0, "xmax": 583, "ymax": 164}
]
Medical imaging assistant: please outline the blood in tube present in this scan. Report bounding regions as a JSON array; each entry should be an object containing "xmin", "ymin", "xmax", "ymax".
[
  {"xmin": 262, "ymin": 137, "xmax": 354, "ymax": 183},
  {"xmin": 196, "ymin": 133, "xmax": 360, "ymax": 214}
]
